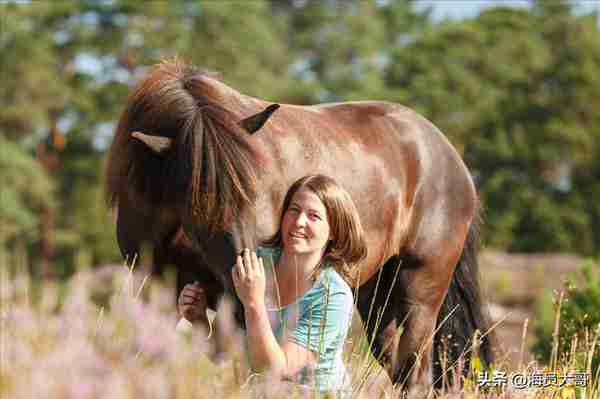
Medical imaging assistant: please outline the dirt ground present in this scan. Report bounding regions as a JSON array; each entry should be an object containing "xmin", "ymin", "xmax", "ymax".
[{"xmin": 479, "ymin": 250, "xmax": 591, "ymax": 369}]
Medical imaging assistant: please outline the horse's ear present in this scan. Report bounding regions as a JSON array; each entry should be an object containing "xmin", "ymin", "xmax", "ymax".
[
  {"xmin": 203, "ymin": 69, "xmax": 223, "ymax": 81},
  {"xmin": 131, "ymin": 131, "xmax": 173, "ymax": 154},
  {"xmin": 239, "ymin": 104, "xmax": 280, "ymax": 134}
]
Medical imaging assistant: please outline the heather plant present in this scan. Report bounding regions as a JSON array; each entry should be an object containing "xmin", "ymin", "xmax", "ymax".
[
  {"xmin": 0, "ymin": 243, "xmax": 385, "ymax": 398},
  {"xmin": 3, "ymin": 238, "xmax": 600, "ymax": 398},
  {"xmin": 1, "ymin": 260, "xmax": 219, "ymax": 398}
]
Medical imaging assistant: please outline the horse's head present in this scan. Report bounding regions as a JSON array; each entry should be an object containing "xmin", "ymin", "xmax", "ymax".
[{"xmin": 105, "ymin": 59, "xmax": 279, "ymax": 278}]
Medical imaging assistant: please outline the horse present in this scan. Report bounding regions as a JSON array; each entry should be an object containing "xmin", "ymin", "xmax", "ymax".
[{"xmin": 105, "ymin": 59, "xmax": 494, "ymax": 390}]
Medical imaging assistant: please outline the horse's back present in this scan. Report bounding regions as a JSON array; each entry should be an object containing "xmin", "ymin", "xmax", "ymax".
[
  {"xmin": 275, "ymin": 100, "xmax": 473, "ymax": 201},
  {"xmin": 256, "ymin": 100, "xmax": 476, "ymax": 283},
  {"xmin": 309, "ymin": 101, "xmax": 476, "ymax": 204}
]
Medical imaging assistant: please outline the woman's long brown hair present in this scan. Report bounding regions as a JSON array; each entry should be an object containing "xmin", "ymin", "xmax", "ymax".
[{"xmin": 262, "ymin": 174, "xmax": 367, "ymax": 284}]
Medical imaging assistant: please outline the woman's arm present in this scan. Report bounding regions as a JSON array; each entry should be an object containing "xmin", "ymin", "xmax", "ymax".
[
  {"xmin": 243, "ymin": 300, "xmax": 316, "ymax": 376},
  {"xmin": 244, "ymin": 301, "xmax": 285, "ymax": 373},
  {"xmin": 233, "ymin": 249, "xmax": 316, "ymax": 377}
]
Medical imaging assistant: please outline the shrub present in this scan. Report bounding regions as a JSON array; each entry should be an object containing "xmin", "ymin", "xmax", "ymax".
[{"xmin": 532, "ymin": 260, "xmax": 600, "ymax": 376}]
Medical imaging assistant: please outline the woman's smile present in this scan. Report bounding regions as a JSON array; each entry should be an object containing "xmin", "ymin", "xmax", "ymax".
[
  {"xmin": 289, "ymin": 231, "xmax": 308, "ymax": 239},
  {"xmin": 281, "ymin": 187, "xmax": 330, "ymax": 255}
]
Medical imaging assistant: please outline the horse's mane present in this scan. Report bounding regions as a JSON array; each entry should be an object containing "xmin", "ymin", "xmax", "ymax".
[{"xmin": 105, "ymin": 59, "xmax": 258, "ymax": 233}]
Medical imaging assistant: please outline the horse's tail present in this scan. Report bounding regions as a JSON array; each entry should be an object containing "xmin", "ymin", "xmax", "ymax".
[{"xmin": 433, "ymin": 203, "xmax": 494, "ymax": 386}]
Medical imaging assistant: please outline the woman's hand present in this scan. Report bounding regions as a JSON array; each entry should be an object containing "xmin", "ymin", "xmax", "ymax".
[
  {"xmin": 232, "ymin": 248, "xmax": 266, "ymax": 309},
  {"xmin": 178, "ymin": 281, "xmax": 208, "ymax": 323}
]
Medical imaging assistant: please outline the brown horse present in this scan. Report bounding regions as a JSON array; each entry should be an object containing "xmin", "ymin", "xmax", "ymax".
[{"xmin": 105, "ymin": 60, "xmax": 493, "ymax": 390}]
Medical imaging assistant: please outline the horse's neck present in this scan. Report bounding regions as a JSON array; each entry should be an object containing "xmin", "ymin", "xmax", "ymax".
[
  {"xmin": 228, "ymin": 212, "xmax": 255, "ymax": 253},
  {"xmin": 254, "ymin": 186, "xmax": 280, "ymax": 241}
]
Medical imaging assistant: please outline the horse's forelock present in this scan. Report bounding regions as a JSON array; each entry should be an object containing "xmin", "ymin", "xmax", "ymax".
[
  {"xmin": 105, "ymin": 62, "xmax": 198, "ymax": 205},
  {"xmin": 187, "ymin": 104, "xmax": 259, "ymax": 233},
  {"xmin": 107, "ymin": 59, "xmax": 258, "ymax": 234},
  {"xmin": 130, "ymin": 68, "xmax": 197, "ymax": 135}
]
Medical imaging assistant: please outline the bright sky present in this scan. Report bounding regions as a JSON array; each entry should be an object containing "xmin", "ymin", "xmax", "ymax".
[{"xmin": 416, "ymin": 0, "xmax": 600, "ymax": 21}]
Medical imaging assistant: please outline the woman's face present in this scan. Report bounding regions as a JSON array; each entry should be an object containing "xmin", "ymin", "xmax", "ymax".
[{"xmin": 281, "ymin": 187, "xmax": 331, "ymax": 256}]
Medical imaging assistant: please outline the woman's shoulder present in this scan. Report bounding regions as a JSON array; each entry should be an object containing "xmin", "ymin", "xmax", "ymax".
[
  {"xmin": 316, "ymin": 268, "xmax": 353, "ymax": 299},
  {"xmin": 299, "ymin": 268, "xmax": 353, "ymax": 317}
]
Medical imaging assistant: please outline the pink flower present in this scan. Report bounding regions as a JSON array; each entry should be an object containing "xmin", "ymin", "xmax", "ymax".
[{"xmin": 69, "ymin": 381, "xmax": 95, "ymax": 399}]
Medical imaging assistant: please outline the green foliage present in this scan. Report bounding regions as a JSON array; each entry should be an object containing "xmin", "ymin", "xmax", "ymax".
[
  {"xmin": 0, "ymin": 137, "xmax": 55, "ymax": 242},
  {"xmin": 2, "ymin": 0, "xmax": 600, "ymax": 275},
  {"xmin": 0, "ymin": 0, "xmax": 305, "ymax": 273},
  {"xmin": 278, "ymin": 0, "xmax": 428, "ymax": 102},
  {"xmin": 387, "ymin": 3, "xmax": 600, "ymax": 255},
  {"xmin": 532, "ymin": 260, "xmax": 600, "ymax": 374},
  {"xmin": 0, "ymin": 3, "xmax": 70, "ymax": 139}
]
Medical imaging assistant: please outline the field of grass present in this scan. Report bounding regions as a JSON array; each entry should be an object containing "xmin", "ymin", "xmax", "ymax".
[{"xmin": 1, "ymin": 247, "xmax": 598, "ymax": 398}]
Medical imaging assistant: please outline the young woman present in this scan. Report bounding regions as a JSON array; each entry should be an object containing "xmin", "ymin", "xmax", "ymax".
[{"xmin": 178, "ymin": 174, "xmax": 367, "ymax": 396}]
